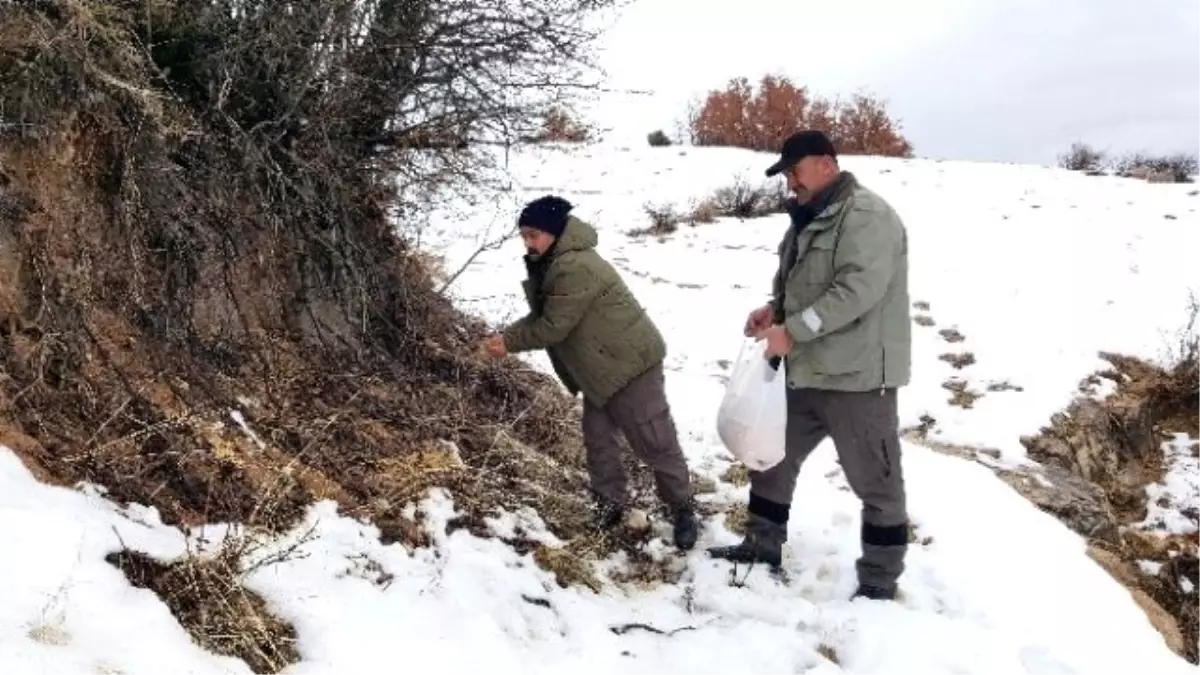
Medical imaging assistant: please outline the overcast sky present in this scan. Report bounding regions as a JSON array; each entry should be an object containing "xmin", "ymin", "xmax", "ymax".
[{"xmin": 585, "ymin": 0, "xmax": 1199, "ymax": 165}]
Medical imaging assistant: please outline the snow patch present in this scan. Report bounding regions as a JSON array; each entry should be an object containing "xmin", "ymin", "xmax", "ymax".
[{"xmin": 1139, "ymin": 434, "xmax": 1200, "ymax": 535}]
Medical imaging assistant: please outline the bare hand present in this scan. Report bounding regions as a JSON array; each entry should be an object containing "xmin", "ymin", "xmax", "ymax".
[
  {"xmin": 758, "ymin": 324, "xmax": 793, "ymax": 358},
  {"xmin": 482, "ymin": 334, "xmax": 508, "ymax": 359},
  {"xmin": 744, "ymin": 303, "xmax": 773, "ymax": 337}
]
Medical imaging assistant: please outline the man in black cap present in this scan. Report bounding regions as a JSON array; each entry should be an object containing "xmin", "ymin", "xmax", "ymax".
[
  {"xmin": 708, "ymin": 130, "xmax": 913, "ymax": 601},
  {"xmin": 481, "ymin": 195, "xmax": 699, "ymax": 550}
]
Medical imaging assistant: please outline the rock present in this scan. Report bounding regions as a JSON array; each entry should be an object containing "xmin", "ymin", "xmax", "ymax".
[
  {"xmin": 996, "ymin": 463, "xmax": 1122, "ymax": 546},
  {"xmin": 1123, "ymin": 529, "xmax": 1174, "ymax": 559},
  {"xmin": 1087, "ymin": 544, "xmax": 1187, "ymax": 657},
  {"xmin": 624, "ymin": 508, "xmax": 650, "ymax": 532}
]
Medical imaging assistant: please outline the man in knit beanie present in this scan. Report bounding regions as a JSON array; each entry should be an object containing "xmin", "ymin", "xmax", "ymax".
[{"xmin": 481, "ymin": 195, "xmax": 699, "ymax": 550}]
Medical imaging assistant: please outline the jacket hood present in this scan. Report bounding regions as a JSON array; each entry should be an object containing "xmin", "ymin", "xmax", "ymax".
[{"xmin": 552, "ymin": 216, "xmax": 598, "ymax": 254}]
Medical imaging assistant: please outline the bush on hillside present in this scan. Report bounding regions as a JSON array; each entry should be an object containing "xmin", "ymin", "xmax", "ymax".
[
  {"xmin": 627, "ymin": 177, "xmax": 790, "ymax": 238},
  {"xmin": 710, "ymin": 176, "xmax": 790, "ymax": 219},
  {"xmin": 687, "ymin": 75, "xmax": 913, "ymax": 158},
  {"xmin": 1112, "ymin": 152, "xmax": 1199, "ymax": 183},
  {"xmin": 647, "ymin": 129, "xmax": 672, "ymax": 147},
  {"xmin": 0, "ymin": 1, "xmax": 653, "ymax": 668},
  {"xmin": 1058, "ymin": 142, "xmax": 1108, "ymax": 173},
  {"xmin": 527, "ymin": 106, "xmax": 592, "ymax": 143}
]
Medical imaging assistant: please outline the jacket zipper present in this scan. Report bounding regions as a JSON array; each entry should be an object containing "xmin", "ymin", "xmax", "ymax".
[
  {"xmin": 879, "ymin": 313, "xmax": 887, "ymax": 396},
  {"xmin": 880, "ymin": 345, "xmax": 886, "ymax": 396}
]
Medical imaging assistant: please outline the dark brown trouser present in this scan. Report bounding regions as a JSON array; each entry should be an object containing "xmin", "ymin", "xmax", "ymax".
[
  {"xmin": 749, "ymin": 387, "xmax": 908, "ymax": 592},
  {"xmin": 582, "ymin": 363, "xmax": 693, "ymax": 511}
]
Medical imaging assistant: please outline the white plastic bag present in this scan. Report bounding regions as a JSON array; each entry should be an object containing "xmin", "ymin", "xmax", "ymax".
[{"xmin": 716, "ymin": 338, "xmax": 788, "ymax": 472}]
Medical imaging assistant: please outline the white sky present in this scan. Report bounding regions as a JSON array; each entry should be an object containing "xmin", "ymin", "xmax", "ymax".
[{"xmin": 584, "ymin": 0, "xmax": 1200, "ymax": 165}]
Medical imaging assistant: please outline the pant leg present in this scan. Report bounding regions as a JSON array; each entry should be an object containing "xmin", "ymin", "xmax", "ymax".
[
  {"xmin": 582, "ymin": 395, "xmax": 629, "ymax": 507},
  {"xmin": 818, "ymin": 388, "xmax": 908, "ymax": 592},
  {"xmin": 746, "ymin": 386, "xmax": 828, "ymax": 523},
  {"xmin": 603, "ymin": 364, "xmax": 694, "ymax": 511}
]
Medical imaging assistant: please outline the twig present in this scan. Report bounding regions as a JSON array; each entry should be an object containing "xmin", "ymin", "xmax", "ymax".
[
  {"xmin": 435, "ymin": 220, "xmax": 515, "ymax": 295},
  {"xmin": 609, "ymin": 622, "xmax": 698, "ymax": 637}
]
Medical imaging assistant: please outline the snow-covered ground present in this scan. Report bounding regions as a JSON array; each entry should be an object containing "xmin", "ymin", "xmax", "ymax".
[{"xmin": 2, "ymin": 143, "xmax": 1198, "ymax": 674}]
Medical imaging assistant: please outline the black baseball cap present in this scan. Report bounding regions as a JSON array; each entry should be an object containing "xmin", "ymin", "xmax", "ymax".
[{"xmin": 764, "ymin": 130, "xmax": 837, "ymax": 177}]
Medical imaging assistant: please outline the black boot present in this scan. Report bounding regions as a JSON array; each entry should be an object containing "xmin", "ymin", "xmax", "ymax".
[
  {"xmin": 852, "ymin": 584, "xmax": 896, "ymax": 601},
  {"xmin": 593, "ymin": 500, "xmax": 624, "ymax": 530},
  {"xmin": 706, "ymin": 512, "xmax": 787, "ymax": 568},
  {"xmin": 672, "ymin": 508, "xmax": 699, "ymax": 550}
]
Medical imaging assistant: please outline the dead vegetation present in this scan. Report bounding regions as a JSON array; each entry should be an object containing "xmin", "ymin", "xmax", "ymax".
[
  {"xmin": 1016, "ymin": 304, "xmax": 1199, "ymax": 663},
  {"xmin": 107, "ymin": 544, "xmax": 299, "ymax": 674},
  {"xmin": 1058, "ymin": 143, "xmax": 1198, "ymax": 183},
  {"xmin": 939, "ymin": 352, "xmax": 976, "ymax": 370},
  {"xmin": 628, "ymin": 178, "xmax": 788, "ymax": 238},
  {"xmin": 939, "ymin": 328, "xmax": 966, "ymax": 343},
  {"xmin": 942, "ymin": 378, "xmax": 983, "ymax": 409},
  {"xmin": 0, "ymin": 0, "xmax": 646, "ymax": 669}
]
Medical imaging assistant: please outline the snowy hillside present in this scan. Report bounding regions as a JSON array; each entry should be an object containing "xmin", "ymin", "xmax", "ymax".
[{"xmin": 2, "ymin": 143, "xmax": 1197, "ymax": 674}]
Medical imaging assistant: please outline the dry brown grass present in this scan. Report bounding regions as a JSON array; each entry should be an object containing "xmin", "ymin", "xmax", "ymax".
[
  {"xmin": 942, "ymin": 379, "xmax": 983, "ymax": 409},
  {"xmin": 721, "ymin": 463, "xmax": 751, "ymax": 486},
  {"xmin": 106, "ymin": 546, "xmax": 299, "ymax": 674}
]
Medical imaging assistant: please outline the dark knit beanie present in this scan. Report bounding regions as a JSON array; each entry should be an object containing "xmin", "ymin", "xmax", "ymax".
[{"xmin": 518, "ymin": 195, "xmax": 574, "ymax": 237}]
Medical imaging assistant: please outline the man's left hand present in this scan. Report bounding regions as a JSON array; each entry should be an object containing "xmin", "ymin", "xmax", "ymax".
[
  {"xmin": 758, "ymin": 324, "xmax": 793, "ymax": 358},
  {"xmin": 482, "ymin": 334, "xmax": 508, "ymax": 359}
]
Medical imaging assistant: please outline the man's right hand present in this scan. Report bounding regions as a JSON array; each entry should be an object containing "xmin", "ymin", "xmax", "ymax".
[{"xmin": 744, "ymin": 303, "xmax": 773, "ymax": 337}]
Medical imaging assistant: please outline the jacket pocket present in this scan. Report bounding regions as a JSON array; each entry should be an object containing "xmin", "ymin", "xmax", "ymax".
[
  {"xmin": 792, "ymin": 233, "xmax": 838, "ymax": 287},
  {"xmin": 807, "ymin": 317, "xmax": 873, "ymax": 375}
]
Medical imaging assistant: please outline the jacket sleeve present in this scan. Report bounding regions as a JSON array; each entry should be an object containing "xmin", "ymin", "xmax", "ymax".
[
  {"xmin": 785, "ymin": 204, "xmax": 903, "ymax": 343},
  {"xmin": 502, "ymin": 260, "xmax": 599, "ymax": 352}
]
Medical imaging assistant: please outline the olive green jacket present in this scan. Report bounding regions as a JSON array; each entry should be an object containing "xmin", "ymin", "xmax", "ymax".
[
  {"xmin": 772, "ymin": 174, "xmax": 912, "ymax": 392},
  {"xmin": 503, "ymin": 216, "xmax": 666, "ymax": 405}
]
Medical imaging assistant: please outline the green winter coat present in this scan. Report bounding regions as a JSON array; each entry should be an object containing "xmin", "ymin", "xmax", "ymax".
[
  {"xmin": 772, "ymin": 173, "xmax": 912, "ymax": 392},
  {"xmin": 502, "ymin": 216, "xmax": 667, "ymax": 405}
]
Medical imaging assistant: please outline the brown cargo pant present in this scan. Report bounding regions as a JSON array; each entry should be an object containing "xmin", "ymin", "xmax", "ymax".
[
  {"xmin": 581, "ymin": 363, "xmax": 693, "ymax": 511},
  {"xmin": 750, "ymin": 386, "xmax": 908, "ymax": 592}
]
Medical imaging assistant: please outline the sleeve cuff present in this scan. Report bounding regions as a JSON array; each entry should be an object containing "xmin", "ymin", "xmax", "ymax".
[
  {"xmin": 502, "ymin": 329, "xmax": 524, "ymax": 353},
  {"xmin": 784, "ymin": 307, "xmax": 823, "ymax": 343}
]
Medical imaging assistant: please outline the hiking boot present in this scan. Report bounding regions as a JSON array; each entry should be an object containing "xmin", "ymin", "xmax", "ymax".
[
  {"xmin": 672, "ymin": 508, "xmax": 699, "ymax": 550},
  {"xmin": 706, "ymin": 512, "xmax": 786, "ymax": 568},
  {"xmin": 593, "ymin": 500, "xmax": 625, "ymax": 530},
  {"xmin": 852, "ymin": 584, "xmax": 896, "ymax": 601}
]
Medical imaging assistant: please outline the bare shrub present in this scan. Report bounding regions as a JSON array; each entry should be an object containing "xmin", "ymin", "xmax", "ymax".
[
  {"xmin": 1113, "ymin": 152, "xmax": 1199, "ymax": 183},
  {"xmin": 647, "ymin": 130, "xmax": 671, "ymax": 147},
  {"xmin": 628, "ymin": 197, "xmax": 730, "ymax": 238},
  {"xmin": 630, "ymin": 178, "xmax": 790, "ymax": 239},
  {"xmin": 711, "ymin": 176, "xmax": 789, "ymax": 219},
  {"xmin": 688, "ymin": 75, "xmax": 912, "ymax": 157},
  {"xmin": 528, "ymin": 106, "xmax": 592, "ymax": 143},
  {"xmin": 688, "ymin": 198, "xmax": 719, "ymax": 224},
  {"xmin": 630, "ymin": 203, "xmax": 681, "ymax": 237},
  {"xmin": 1058, "ymin": 142, "xmax": 1108, "ymax": 173}
]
